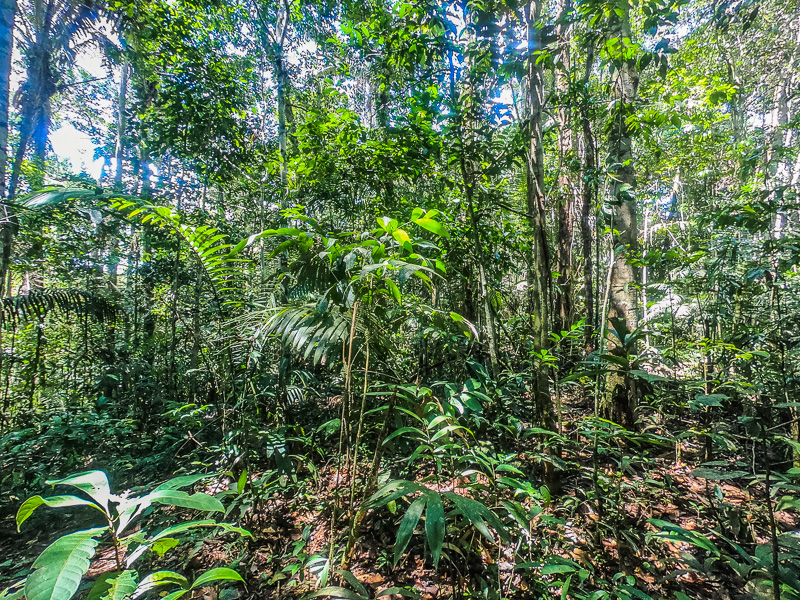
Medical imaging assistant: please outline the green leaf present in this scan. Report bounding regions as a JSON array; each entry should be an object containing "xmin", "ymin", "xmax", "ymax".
[
  {"xmin": 151, "ymin": 538, "xmax": 180, "ymax": 557},
  {"xmin": 413, "ymin": 218, "xmax": 449, "ymax": 238},
  {"xmin": 100, "ymin": 570, "xmax": 138, "ymax": 600},
  {"xmin": 154, "ymin": 474, "xmax": 213, "ymax": 491},
  {"xmin": 335, "ymin": 570, "xmax": 367, "ymax": 598},
  {"xmin": 310, "ymin": 587, "xmax": 366, "ymax": 600},
  {"xmin": 691, "ymin": 468, "xmax": 750, "ymax": 481},
  {"xmin": 776, "ymin": 496, "xmax": 800, "ymax": 512},
  {"xmin": 647, "ymin": 519, "xmax": 719, "ymax": 555},
  {"xmin": 376, "ymin": 588, "xmax": 421, "ymax": 598},
  {"xmin": 146, "ymin": 491, "xmax": 224, "ymax": 512},
  {"xmin": 135, "ymin": 572, "xmax": 188, "ymax": 596},
  {"xmin": 392, "ymin": 229, "xmax": 411, "ymax": 246},
  {"xmin": 236, "ymin": 470, "xmax": 248, "ymax": 495},
  {"xmin": 17, "ymin": 496, "xmax": 105, "ymax": 532},
  {"xmin": 383, "ymin": 427, "xmax": 425, "ymax": 445},
  {"xmin": 190, "ymin": 569, "xmax": 244, "ymax": 589},
  {"xmin": 25, "ymin": 527, "xmax": 108, "ymax": 600},
  {"xmin": 46, "ymin": 472, "xmax": 111, "ymax": 513},
  {"xmin": 0, "ymin": 583, "xmax": 25, "ymax": 600},
  {"xmin": 424, "ymin": 493, "xmax": 445, "ymax": 567},
  {"xmin": 394, "ymin": 496, "xmax": 427, "ymax": 565},
  {"xmin": 386, "ymin": 279, "xmax": 402, "ymax": 305},
  {"xmin": 541, "ymin": 564, "xmax": 577, "ymax": 575},
  {"xmin": 367, "ymin": 480, "xmax": 425, "ymax": 508},
  {"xmin": 161, "ymin": 590, "xmax": 189, "ymax": 600},
  {"xmin": 444, "ymin": 493, "xmax": 509, "ymax": 544},
  {"xmin": 691, "ymin": 394, "xmax": 728, "ymax": 408}
]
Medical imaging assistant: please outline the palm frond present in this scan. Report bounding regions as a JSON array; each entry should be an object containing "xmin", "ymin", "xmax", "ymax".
[
  {"xmin": 109, "ymin": 200, "xmax": 250, "ymax": 309},
  {"xmin": 0, "ymin": 290, "xmax": 116, "ymax": 327},
  {"xmin": 257, "ymin": 304, "xmax": 351, "ymax": 367}
]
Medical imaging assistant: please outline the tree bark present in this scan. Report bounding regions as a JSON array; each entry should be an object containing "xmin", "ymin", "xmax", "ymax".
[
  {"xmin": 554, "ymin": 0, "xmax": 576, "ymax": 335},
  {"xmin": 0, "ymin": 0, "xmax": 14, "ymax": 200},
  {"xmin": 114, "ymin": 63, "xmax": 129, "ymax": 191},
  {"xmin": 525, "ymin": 0, "xmax": 555, "ymax": 430},
  {"xmin": 0, "ymin": 0, "xmax": 16, "ymax": 292},
  {"xmin": 579, "ymin": 44, "xmax": 597, "ymax": 353},
  {"xmin": 604, "ymin": 0, "xmax": 641, "ymax": 428}
]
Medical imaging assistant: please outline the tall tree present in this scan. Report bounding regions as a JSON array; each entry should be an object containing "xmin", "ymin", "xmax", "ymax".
[
  {"xmin": 9, "ymin": 0, "xmax": 103, "ymax": 196},
  {"xmin": 525, "ymin": 0, "xmax": 555, "ymax": 430},
  {"xmin": 604, "ymin": 0, "xmax": 640, "ymax": 427},
  {"xmin": 554, "ymin": 0, "xmax": 576, "ymax": 333},
  {"xmin": 0, "ymin": 0, "xmax": 16, "ymax": 288}
]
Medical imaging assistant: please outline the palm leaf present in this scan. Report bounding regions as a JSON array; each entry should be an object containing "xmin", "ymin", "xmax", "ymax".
[
  {"xmin": 0, "ymin": 290, "xmax": 116, "ymax": 327},
  {"xmin": 109, "ymin": 200, "xmax": 248, "ymax": 309}
]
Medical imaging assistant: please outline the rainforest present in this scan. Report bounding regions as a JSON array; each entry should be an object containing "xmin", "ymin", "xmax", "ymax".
[{"xmin": 0, "ymin": 0, "xmax": 799, "ymax": 599}]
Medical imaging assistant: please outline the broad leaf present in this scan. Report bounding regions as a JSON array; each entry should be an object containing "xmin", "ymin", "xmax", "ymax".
[
  {"xmin": 151, "ymin": 539, "xmax": 180, "ymax": 557},
  {"xmin": 413, "ymin": 218, "xmax": 449, "ymax": 238},
  {"xmin": 424, "ymin": 492, "xmax": 445, "ymax": 567},
  {"xmin": 17, "ymin": 496, "xmax": 105, "ymax": 532},
  {"xmin": 394, "ymin": 495, "xmax": 426, "ymax": 565},
  {"xmin": 101, "ymin": 571, "xmax": 138, "ymax": 600},
  {"xmin": 311, "ymin": 587, "xmax": 367, "ymax": 600},
  {"xmin": 691, "ymin": 468, "xmax": 750, "ymax": 481},
  {"xmin": 0, "ymin": 584, "xmax": 25, "ymax": 600},
  {"xmin": 190, "ymin": 568, "xmax": 244, "ymax": 589},
  {"xmin": 154, "ymin": 474, "xmax": 213, "ymax": 491},
  {"xmin": 146, "ymin": 491, "xmax": 224, "ymax": 512},
  {"xmin": 25, "ymin": 527, "xmax": 108, "ymax": 600},
  {"xmin": 134, "ymin": 572, "xmax": 188, "ymax": 598},
  {"xmin": 46, "ymin": 472, "xmax": 112, "ymax": 513}
]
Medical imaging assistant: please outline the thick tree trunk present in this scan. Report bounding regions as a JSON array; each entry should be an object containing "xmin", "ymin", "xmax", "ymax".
[
  {"xmin": 0, "ymin": 0, "xmax": 13, "ymax": 199},
  {"xmin": 604, "ymin": 1, "xmax": 640, "ymax": 428},
  {"xmin": 0, "ymin": 0, "xmax": 16, "ymax": 292},
  {"xmin": 525, "ymin": 0, "xmax": 555, "ymax": 431}
]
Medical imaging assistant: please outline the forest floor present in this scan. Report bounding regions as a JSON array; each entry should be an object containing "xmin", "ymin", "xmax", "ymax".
[{"xmin": 1, "ymin": 396, "xmax": 796, "ymax": 600}]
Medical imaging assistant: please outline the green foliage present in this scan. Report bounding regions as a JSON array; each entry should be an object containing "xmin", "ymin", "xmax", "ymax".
[
  {"xmin": 4, "ymin": 470, "xmax": 248, "ymax": 600},
  {"xmin": 108, "ymin": 199, "xmax": 249, "ymax": 308}
]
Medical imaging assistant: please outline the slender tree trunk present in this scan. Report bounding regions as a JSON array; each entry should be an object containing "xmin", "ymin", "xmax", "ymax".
[
  {"xmin": 604, "ymin": 1, "xmax": 640, "ymax": 428},
  {"xmin": 525, "ymin": 0, "xmax": 555, "ymax": 430},
  {"xmin": 189, "ymin": 268, "xmax": 202, "ymax": 403},
  {"xmin": 9, "ymin": 104, "xmax": 33, "ymax": 197},
  {"xmin": 554, "ymin": 0, "xmax": 576, "ymax": 334},
  {"xmin": 276, "ymin": 51, "xmax": 288, "ymax": 192},
  {"xmin": 447, "ymin": 29, "xmax": 501, "ymax": 380},
  {"xmin": 139, "ymin": 147, "xmax": 152, "ymax": 199},
  {"xmin": 114, "ymin": 64, "xmax": 129, "ymax": 191},
  {"xmin": 579, "ymin": 73, "xmax": 597, "ymax": 353}
]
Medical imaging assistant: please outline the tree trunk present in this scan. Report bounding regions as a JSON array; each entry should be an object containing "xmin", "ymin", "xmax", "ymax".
[
  {"xmin": 276, "ymin": 50, "xmax": 289, "ymax": 192},
  {"xmin": 579, "ymin": 45, "xmax": 597, "ymax": 353},
  {"xmin": 0, "ymin": 0, "xmax": 16, "ymax": 292},
  {"xmin": 114, "ymin": 64, "xmax": 129, "ymax": 191},
  {"xmin": 0, "ymin": 0, "xmax": 14, "ymax": 200},
  {"xmin": 604, "ymin": 0, "xmax": 640, "ymax": 428},
  {"xmin": 554, "ymin": 0, "xmax": 576, "ymax": 334},
  {"xmin": 525, "ymin": 0, "xmax": 555, "ymax": 431}
]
